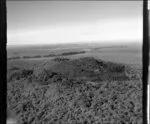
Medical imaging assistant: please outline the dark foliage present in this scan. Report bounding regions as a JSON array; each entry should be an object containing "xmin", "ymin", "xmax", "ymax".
[
  {"xmin": 7, "ymin": 57, "xmax": 142, "ymax": 124},
  {"xmin": 61, "ymin": 51, "xmax": 86, "ymax": 56},
  {"xmin": 32, "ymin": 55, "xmax": 42, "ymax": 58},
  {"xmin": 8, "ymin": 56, "xmax": 21, "ymax": 60},
  {"xmin": 22, "ymin": 56, "xmax": 32, "ymax": 59},
  {"xmin": 7, "ymin": 67, "xmax": 33, "ymax": 82},
  {"xmin": 43, "ymin": 54, "xmax": 56, "ymax": 57},
  {"xmin": 53, "ymin": 57, "xmax": 70, "ymax": 62}
]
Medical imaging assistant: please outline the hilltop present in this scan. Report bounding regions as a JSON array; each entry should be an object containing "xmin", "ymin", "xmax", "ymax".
[{"xmin": 7, "ymin": 57, "xmax": 142, "ymax": 124}]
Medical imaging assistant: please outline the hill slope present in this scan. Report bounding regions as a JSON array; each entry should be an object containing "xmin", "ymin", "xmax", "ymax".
[{"xmin": 7, "ymin": 57, "xmax": 142, "ymax": 124}]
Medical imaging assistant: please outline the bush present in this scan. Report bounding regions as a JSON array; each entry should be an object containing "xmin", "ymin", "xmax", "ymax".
[
  {"xmin": 53, "ymin": 57, "xmax": 70, "ymax": 62},
  {"xmin": 32, "ymin": 55, "xmax": 41, "ymax": 58},
  {"xmin": 7, "ymin": 70, "xmax": 23, "ymax": 82},
  {"xmin": 8, "ymin": 56, "xmax": 21, "ymax": 60},
  {"xmin": 43, "ymin": 54, "xmax": 56, "ymax": 57},
  {"xmin": 22, "ymin": 56, "xmax": 32, "ymax": 59},
  {"xmin": 7, "ymin": 68, "xmax": 33, "ymax": 82},
  {"xmin": 33, "ymin": 68, "xmax": 50, "ymax": 82},
  {"xmin": 8, "ymin": 66, "xmax": 20, "ymax": 72},
  {"xmin": 106, "ymin": 62, "xmax": 125, "ymax": 73}
]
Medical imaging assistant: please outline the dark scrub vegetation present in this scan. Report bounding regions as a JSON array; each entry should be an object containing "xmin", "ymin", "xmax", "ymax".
[
  {"xmin": 53, "ymin": 57, "xmax": 70, "ymax": 62},
  {"xmin": 8, "ymin": 51, "xmax": 86, "ymax": 60},
  {"xmin": 43, "ymin": 54, "xmax": 56, "ymax": 58},
  {"xmin": 8, "ymin": 56, "xmax": 21, "ymax": 60},
  {"xmin": 7, "ymin": 57, "xmax": 142, "ymax": 124}
]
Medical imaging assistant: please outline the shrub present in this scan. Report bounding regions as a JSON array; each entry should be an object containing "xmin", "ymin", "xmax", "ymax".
[
  {"xmin": 43, "ymin": 54, "xmax": 56, "ymax": 57},
  {"xmin": 7, "ymin": 69, "xmax": 33, "ymax": 82},
  {"xmin": 33, "ymin": 69, "xmax": 50, "ymax": 82},
  {"xmin": 107, "ymin": 62, "xmax": 125, "ymax": 73},
  {"xmin": 32, "ymin": 55, "xmax": 41, "ymax": 58},
  {"xmin": 8, "ymin": 56, "xmax": 21, "ymax": 60},
  {"xmin": 53, "ymin": 57, "xmax": 70, "ymax": 62},
  {"xmin": 8, "ymin": 66, "xmax": 20, "ymax": 72},
  {"xmin": 61, "ymin": 51, "xmax": 86, "ymax": 56},
  {"xmin": 7, "ymin": 70, "xmax": 22, "ymax": 82},
  {"xmin": 22, "ymin": 56, "xmax": 32, "ymax": 59}
]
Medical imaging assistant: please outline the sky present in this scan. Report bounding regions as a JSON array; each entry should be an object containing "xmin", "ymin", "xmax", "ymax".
[
  {"xmin": 7, "ymin": 1, "xmax": 143, "ymax": 46},
  {"xmin": 148, "ymin": 0, "xmax": 150, "ymax": 10},
  {"xmin": 148, "ymin": 0, "xmax": 150, "ymax": 36}
]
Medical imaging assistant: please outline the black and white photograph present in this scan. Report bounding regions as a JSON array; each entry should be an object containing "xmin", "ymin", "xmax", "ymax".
[
  {"xmin": 7, "ymin": 1, "xmax": 143, "ymax": 124},
  {"xmin": 148, "ymin": 0, "xmax": 150, "ymax": 123}
]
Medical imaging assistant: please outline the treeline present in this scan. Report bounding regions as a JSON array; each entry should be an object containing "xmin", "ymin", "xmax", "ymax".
[
  {"xmin": 43, "ymin": 51, "xmax": 86, "ymax": 58},
  {"xmin": 8, "ymin": 51, "xmax": 86, "ymax": 60},
  {"xmin": 61, "ymin": 51, "xmax": 86, "ymax": 56},
  {"xmin": 8, "ymin": 55, "xmax": 42, "ymax": 60}
]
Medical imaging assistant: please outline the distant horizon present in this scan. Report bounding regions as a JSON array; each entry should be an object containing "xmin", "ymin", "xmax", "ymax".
[{"xmin": 7, "ymin": 40, "xmax": 142, "ymax": 49}]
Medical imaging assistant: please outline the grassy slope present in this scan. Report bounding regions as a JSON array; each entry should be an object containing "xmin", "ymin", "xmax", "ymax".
[{"xmin": 7, "ymin": 56, "xmax": 142, "ymax": 124}]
